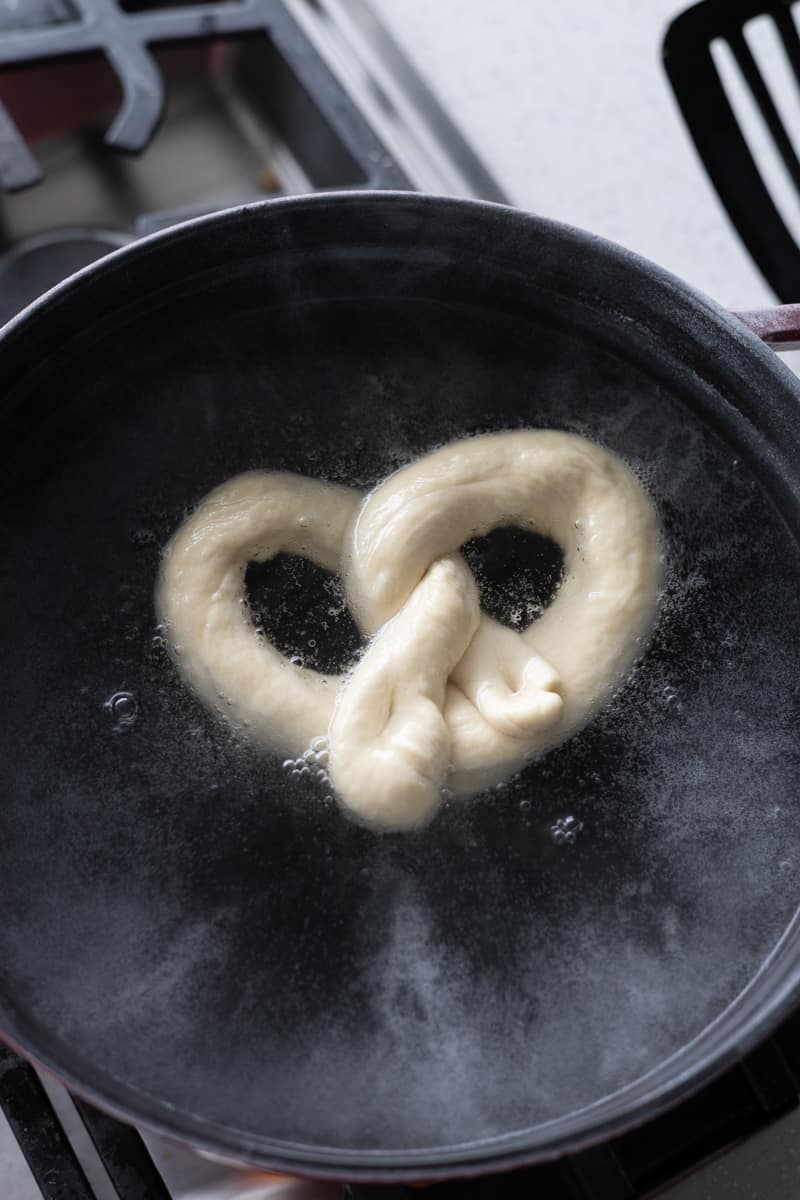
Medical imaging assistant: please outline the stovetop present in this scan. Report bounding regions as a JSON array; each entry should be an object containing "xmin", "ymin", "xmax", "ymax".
[
  {"xmin": 0, "ymin": 0, "xmax": 505, "ymax": 323},
  {"xmin": 3, "ymin": 3, "xmax": 800, "ymax": 1199}
]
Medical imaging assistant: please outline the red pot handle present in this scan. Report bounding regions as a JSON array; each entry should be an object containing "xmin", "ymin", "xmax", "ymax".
[{"xmin": 733, "ymin": 304, "xmax": 800, "ymax": 351}]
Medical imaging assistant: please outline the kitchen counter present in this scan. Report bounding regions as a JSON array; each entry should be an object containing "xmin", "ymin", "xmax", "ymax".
[{"xmin": 370, "ymin": 0, "xmax": 777, "ymax": 310}]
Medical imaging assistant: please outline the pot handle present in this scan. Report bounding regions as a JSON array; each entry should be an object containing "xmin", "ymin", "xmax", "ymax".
[{"xmin": 733, "ymin": 304, "xmax": 800, "ymax": 351}]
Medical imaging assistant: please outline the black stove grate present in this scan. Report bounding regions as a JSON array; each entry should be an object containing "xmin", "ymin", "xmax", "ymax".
[
  {"xmin": 0, "ymin": 0, "xmax": 410, "ymax": 193},
  {"xmin": 0, "ymin": 1042, "xmax": 170, "ymax": 1199}
]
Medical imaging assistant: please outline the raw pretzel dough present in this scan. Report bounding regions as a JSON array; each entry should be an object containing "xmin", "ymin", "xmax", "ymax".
[{"xmin": 157, "ymin": 431, "xmax": 662, "ymax": 831}]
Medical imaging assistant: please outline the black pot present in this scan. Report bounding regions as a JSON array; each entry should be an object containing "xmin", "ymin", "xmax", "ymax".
[{"xmin": 2, "ymin": 192, "xmax": 800, "ymax": 1183}]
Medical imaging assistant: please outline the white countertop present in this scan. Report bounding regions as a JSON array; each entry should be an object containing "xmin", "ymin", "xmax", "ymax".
[{"xmin": 370, "ymin": 0, "xmax": 780, "ymax": 311}]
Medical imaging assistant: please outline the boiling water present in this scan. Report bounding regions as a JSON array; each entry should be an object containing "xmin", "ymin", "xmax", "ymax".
[{"xmin": 1, "ymin": 296, "xmax": 800, "ymax": 1151}]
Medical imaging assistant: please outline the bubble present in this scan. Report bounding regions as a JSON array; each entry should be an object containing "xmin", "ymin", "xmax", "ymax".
[
  {"xmin": 132, "ymin": 527, "xmax": 156, "ymax": 547},
  {"xmin": 519, "ymin": 799, "xmax": 531, "ymax": 813},
  {"xmin": 310, "ymin": 736, "xmax": 328, "ymax": 751},
  {"xmin": 289, "ymin": 655, "xmax": 304, "ymax": 668},
  {"xmin": 104, "ymin": 691, "xmax": 138, "ymax": 731},
  {"xmin": 308, "ymin": 639, "xmax": 317, "ymax": 648},
  {"xmin": 290, "ymin": 768, "xmax": 302, "ymax": 780},
  {"xmin": 303, "ymin": 748, "xmax": 316, "ymax": 762},
  {"xmin": 550, "ymin": 815, "xmax": 583, "ymax": 846},
  {"xmin": 282, "ymin": 759, "xmax": 295, "ymax": 772}
]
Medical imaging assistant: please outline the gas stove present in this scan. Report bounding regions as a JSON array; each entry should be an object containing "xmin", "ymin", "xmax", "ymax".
[
  {"xmin": 0, "ymin": 0, "xmax": 505, "ymax": 326},
  {"xmin": 3, "ymin": 3, "xmax": 800, "ymax": 1200}
]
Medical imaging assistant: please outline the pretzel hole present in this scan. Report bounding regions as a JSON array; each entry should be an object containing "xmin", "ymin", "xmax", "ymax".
[
  {"xmin": 245, "ymin": 554, "xmax": 364, "ymax": 674},
  {"xmin": 461, "ymin": 526, "xmax": 564, "ymax": 630}
]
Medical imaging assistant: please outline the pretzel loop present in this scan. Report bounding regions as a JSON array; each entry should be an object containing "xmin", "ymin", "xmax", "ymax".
[{"xmin": 158, "ymin": 432, "xmax": 662, "ymax": 830}]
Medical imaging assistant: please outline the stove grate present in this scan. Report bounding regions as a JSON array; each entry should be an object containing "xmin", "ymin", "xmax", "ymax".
[
  {"xmin": 0, "ymin": 0, "xmax": 409, "ymax": 193},
  {"xmin": 0, "ymin": 1042, "xmax": 170, "ymax": 1200}
]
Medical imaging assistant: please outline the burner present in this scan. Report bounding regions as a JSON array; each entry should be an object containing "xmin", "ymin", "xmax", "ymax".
[{"xmin": 0, "ymin": 228, "xmax": 130, "ymax": 323}]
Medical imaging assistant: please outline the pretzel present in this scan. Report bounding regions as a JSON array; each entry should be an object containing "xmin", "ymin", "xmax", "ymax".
[{"xmin": 157, "ymin": 432, "xmax": 662, "ymax": 831}]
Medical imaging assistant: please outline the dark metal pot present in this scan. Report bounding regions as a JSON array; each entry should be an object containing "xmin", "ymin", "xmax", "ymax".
[{"xmin": 2, "ymin": 192, "xmax": 800, "ymax": 1183}]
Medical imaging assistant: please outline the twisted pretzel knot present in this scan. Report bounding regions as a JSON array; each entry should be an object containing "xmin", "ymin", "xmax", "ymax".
[{"xmin": 157, "ymin": 432, "xmax": 661, "ymax": 830}]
